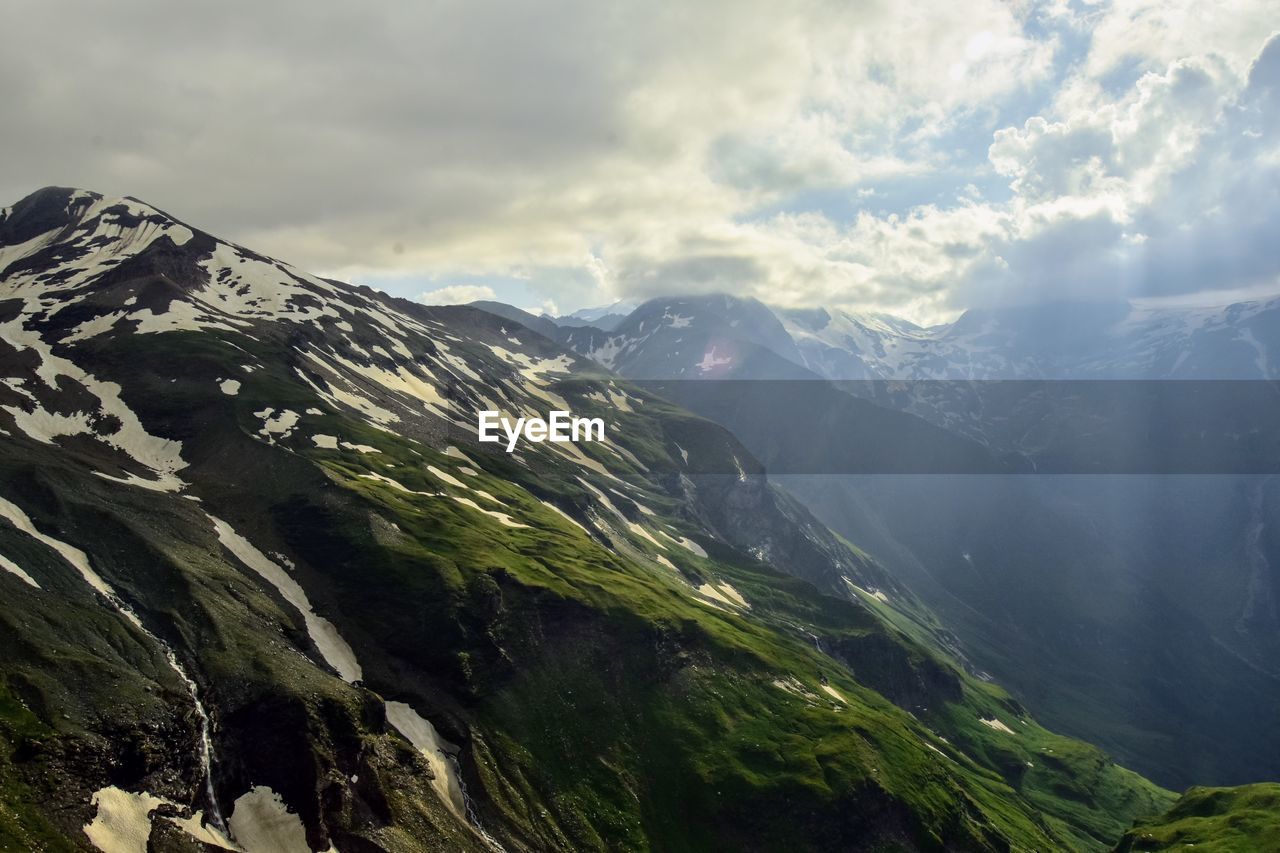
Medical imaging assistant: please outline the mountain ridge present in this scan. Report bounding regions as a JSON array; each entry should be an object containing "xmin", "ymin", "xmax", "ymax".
[
  {"xmin": 0, "ymin": 186, "xmax": 1179, "ymax": 850},
  {"xmin": 542, "ymin": 291, "xmax": 1280, "ymax": 381},
  {"xmin": 475, "ymin": 290, "xmax": 1280, "ymax": 791}
]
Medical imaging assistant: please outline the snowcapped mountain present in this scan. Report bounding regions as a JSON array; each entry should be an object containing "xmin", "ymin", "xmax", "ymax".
[
  {"xmin": 778, "ymin": 299, "xmax": 1280, "ymax": 380},
  {"xmin": 0, "ymin": 188, "xmax": 1177, "ymax": 851},
  {"xmin": 478, "ymin": 291, "xmax": 1280, "ymax": 791},
  {"xmin": 554, "ymin": 300, "xmax": 638, "ymax": 331},
  {"xmin": 558, "ymin": 294, "xmax": 812, "ymax": 379},
  {"xmin": 544, "ymin": 293, "xmax": 1280, "ymax": 382}
]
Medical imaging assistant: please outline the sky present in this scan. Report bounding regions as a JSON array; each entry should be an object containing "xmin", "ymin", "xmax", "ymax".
[{"xmin": 3, "ymin": 0, "xmax": 1278, "ymax": 324}]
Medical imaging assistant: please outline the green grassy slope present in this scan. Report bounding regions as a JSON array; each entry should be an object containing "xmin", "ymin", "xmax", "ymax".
[
  {"xmin": 1114, "ymin": 784, "xmax": 1280, "ymax": 851},
  {"xmin": 0, "ymin": 321, "xmax": 1177, "ymax": 850}
]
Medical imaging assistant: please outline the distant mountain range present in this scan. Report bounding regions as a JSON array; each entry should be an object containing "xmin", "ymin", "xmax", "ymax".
[
  {"xmin": 473, "ymin": 292, "xmax": 1280, "ymax": 793},
  {"xmin": 556, "ymin": 301, "xmax": 636, "ymax": 331},
  {"xmin": 506, "ymin": 292, "xmax": 1280, "ymax": 380}
]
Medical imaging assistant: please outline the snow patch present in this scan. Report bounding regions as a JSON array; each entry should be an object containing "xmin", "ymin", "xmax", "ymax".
[
  {"xmin": 0, "ymin": 551, "xmax": 40, "ymax": 588},
  {"xmin": 843, "ymin": 578, "xmax": 889, "ymax": 603},
  {"xmin": 0, "ymin": 316, "xmax": 187, "ymax": 491},
  {"xmin": 772, "ymin": 677, "xmax": 818, "ymax": 702},
  {"xmin": 979, "ymin": 716, "xmax": 1016, "ymax": 735},
  {"xmin": 340, "ymin": 441, "xmax": 380, "ymax": 454},
  {"xmin": 658, "ymin": 529, "xmax": 707, "ymax": 558},
  {"xmin": 654, "ymin": 554, "xmax": 678, "ymax": 571},
  {"xmin": 227, "ymin": 786, "xmax": 313, "ymax": 853},
  {"xmin": 452, "ymin": 496, "xmax": 528, "ymax": 528},
  {"xmin": 444, "ymin": 445, "xmax": 475, "ymax": 465},
  {"xmin": 0, "ymin": 496, "xmax": 111, "ymax": 595},
  {"xmin": 820, "ymin": 684, "xmax": 847, "ymax": 704},
  {"xmin": 697, "ymin": 346, "xmax": 733, "ymax": 373},
  {"xmin": 254, "ymin": 409, "xmax": 300, "ymax": 443},
  {"xmin": 167, "ymin": 811, "xmax": 239, "ymax": 850},
  {"xmin": 384, "ymin": 701, "xmax": 466, "ymax": 817},
  {"xmin": 627, "ymin": 522, "xmax": 666, "ymax": 550},
  {"xmin": 426, "ymin": 465, "xmax": 466, "ymax": 488},
  {"xmin": 209, "ymin": 515, "xmax": 362, "ymax": 683},
  {"xmin": 359, "ymin": 472, "xmax": 436, "ymax": 496},
  {"xmin": 716, "ymin": 582, "xmax": 749, "ymax": 608},
  {"xmin": 83, "ymin": 787, "xmax": 169, "ymax": 853},
  {"xmin": 697, "ymin": 582, "xmax": 749, "ymax": 610},
  {"xmin": 83, "ymin": 788, "xmax": 238, "ymax": 852}
]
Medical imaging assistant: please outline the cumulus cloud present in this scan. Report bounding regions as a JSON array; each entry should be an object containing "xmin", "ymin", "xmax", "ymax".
[
  {"xmin": 417, "ymin": 285, "xmax": 496, "ymax": 306},
  {"xmin": 2, "ymin": 0, "xmax": 1277, "ymax": 321},
  {"xmin": 959, "ymin": 33, "xmax": 1280, "ymax": 307},
  {"xmin": 531, "ymin": 299, "xmax": 560, "ymax": 318}
]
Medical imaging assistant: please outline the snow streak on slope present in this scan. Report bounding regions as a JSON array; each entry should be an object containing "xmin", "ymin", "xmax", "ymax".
[
  {"xmin": 208, "ymin": 514, "xmax": 362, "ymax": 683},
  {"xmin": 384, "ymin": 701, "xmax": 467, "ymax": 816},
  {"xmin": 0, "ymin": 494, "xmax": 228, "ymax": 835},
  {"xmin": 208, "ymin": 514, "xmax": 502, "ymax": 848},
  {"xmin": 0, "ymin": 551, "xmax": 40, "ymax": 588}
]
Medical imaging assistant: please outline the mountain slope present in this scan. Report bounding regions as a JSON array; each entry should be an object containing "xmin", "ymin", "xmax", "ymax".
[
  {"xmin": 558, "ymin": 295, "xmax": 809, "ymax": 380},
  {"xmin": 1113, "ymin": 784, "xmax": 1280, "ymax": 851},
  {"xmin": 535, "ymin": 292, "xmax": 1280, "ymax": 790},
  {"xmin": 0, "ymin": 188, "xmax": 1172, "ymax": 851},
  {"xmin": 467, "ymin": 301, "xmax": 562, "ymax": 342}
]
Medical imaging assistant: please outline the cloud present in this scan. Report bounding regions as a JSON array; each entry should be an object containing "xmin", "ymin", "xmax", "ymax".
[
  {"xmin": 2, "ymin": 1, "xmax": 1277, "ymax": 322},
  {"xmin": 417, "ymin": 285, "xmax": 496, "ymax": 306},
  {"xmin": 1082, "ymin": 0, "xmax": 1274, "ymax": 81},
  {"xmin": 960, "ymin": 34, "xmax": 1280, "ymax": 306}
]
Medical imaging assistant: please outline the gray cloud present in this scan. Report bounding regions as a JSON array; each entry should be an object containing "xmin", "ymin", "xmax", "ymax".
[
  {"xmin": 3, "ymin": 1, "xmax": 1276, "ymax": 321},
  {"xmin": 0, "ymin": 0, "xmax": 638, "ymax": 239}
]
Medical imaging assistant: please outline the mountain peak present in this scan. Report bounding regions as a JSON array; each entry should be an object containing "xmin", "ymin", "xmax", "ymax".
[
  {"xmin": 0, "ymin": 186, "xmax": 197, "ymax": 257},
  {"xmin": 1, "ymin": 186, "xmax": 100, "ymax": 244}
]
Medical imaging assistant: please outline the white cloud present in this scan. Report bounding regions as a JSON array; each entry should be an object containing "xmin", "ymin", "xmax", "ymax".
[
  {"xmin": 417, "ymin": 285, "xmax": 496, "ymax": 306},
  {"xmin": 1083, "ymin": 0, "xmax": 1274, "ymax": 81},
  {"xmin": 522, "ymin": 299, "xmax": 560, "ymax": 317}
]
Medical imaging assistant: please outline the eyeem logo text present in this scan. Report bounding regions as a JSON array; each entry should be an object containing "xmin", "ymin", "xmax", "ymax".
[{"xmin": 478, "ymin": 410, "xmax": 606, "ymax": 452}]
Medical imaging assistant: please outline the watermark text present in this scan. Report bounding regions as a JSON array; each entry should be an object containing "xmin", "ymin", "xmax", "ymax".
[{"xmin": 478, "ymin": 410, "xmax": 605, "ymax": 452}]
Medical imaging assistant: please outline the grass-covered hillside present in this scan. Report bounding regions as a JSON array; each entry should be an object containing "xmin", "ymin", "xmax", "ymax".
[
  {"xmin": 0, "ymin": 188, "xmax": 1178, "ymax": 851},
  {"xmin": 1114, "ymin": 784, "xmax": 1280, "ymax": 851}
]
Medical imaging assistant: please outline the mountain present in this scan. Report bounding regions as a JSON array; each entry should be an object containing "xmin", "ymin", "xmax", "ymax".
[
  {"xmin": 1114, "ymin": 783, "xmax": 1280, "ymax": 851},
  {"xmin": 0, "ymin": 188, "xmax": 1176, "ymax": 851},
  {"xmin": 499, "ymin": 293, "xmax": 1280, "ymax": 385},
  {"xmin": 779, "ymin": 473, "xmax": 1280, "ymax": 789},
  {"xmin": 559, "ymin": 295, "xmax": 810, "ymax": 380},
  {"xmin": 519, "ymin": 293, "xmax": 1280, "ymax": 791},
  {"xmin": 556, "ymin": 301, "xmax": 638, "ymax": 332},
  {"xmin": 549, "ymin": 314, "xmax": 624, "ymax": 330},
  {"xmin": 466, "ymin": 300, "xmax": 562, "ymax": 341},
  {"xmin": 777, "ymin": 299, "xmax": 1280, "ymax": 380}
]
